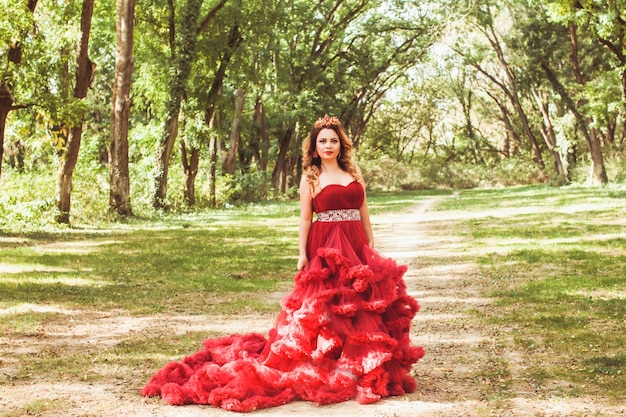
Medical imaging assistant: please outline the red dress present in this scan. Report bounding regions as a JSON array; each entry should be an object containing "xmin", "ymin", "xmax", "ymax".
[{"xmin": 140, "ymin": 181, "xmax": 425, "ymax": 412}]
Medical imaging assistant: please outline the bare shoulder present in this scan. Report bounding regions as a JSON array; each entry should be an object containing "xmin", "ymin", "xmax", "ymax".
[
  {"xmin": 354, "ymin": 163, "xmax": 366, "ymax": 185},
  {"xmin": 299, "ymin": 175, "xmax": 311, "ymax": 197}
]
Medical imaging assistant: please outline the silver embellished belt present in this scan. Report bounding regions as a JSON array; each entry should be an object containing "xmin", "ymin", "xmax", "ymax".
[{"xmin": 316, "ymin": 209, "xmax": 361, "ymax": 222}]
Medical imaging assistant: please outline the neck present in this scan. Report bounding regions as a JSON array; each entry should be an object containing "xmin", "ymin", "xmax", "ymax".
[{"xmin": 321, "ymin": 160, "xmax": 341, "ymax": 172}]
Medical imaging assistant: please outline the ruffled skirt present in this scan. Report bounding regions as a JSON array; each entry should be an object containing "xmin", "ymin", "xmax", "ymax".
[{"xmin": 141, "ymin": 228, "xmax": 424, "ymax": 412}]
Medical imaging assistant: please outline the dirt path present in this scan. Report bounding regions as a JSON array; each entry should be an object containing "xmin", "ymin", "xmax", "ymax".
[{"xmin": 2, "ymin": 196, "xmax": 624, "ymax": 417}]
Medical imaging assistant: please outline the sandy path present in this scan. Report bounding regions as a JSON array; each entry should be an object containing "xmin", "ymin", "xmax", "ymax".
[{"xmin": 1, "ymin": 196, "xmax": 624, "ymax": 417}]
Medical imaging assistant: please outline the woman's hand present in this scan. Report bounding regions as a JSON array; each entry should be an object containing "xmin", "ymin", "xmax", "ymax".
[{"xmin": 297, "ymin": 255, "xmax": 309, "ymax": 271}]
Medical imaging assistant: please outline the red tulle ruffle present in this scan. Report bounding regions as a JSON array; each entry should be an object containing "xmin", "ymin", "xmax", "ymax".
[{"xmin": 141, "ymin": 239, "xmax": 424, "ymax": 412}]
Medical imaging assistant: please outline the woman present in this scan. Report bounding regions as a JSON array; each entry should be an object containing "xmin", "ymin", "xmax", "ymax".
[
  {"xmin": 297, "ymin": 114, "xmax": 374, "ymax": 271},
  {"xmin": 141, "ymin": 115, "xmax": 424, "ymax": 412}
]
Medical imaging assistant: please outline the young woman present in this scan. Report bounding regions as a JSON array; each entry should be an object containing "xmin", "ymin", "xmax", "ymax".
[
  {"xmin": 297, "ymin": 114, "xmax": 374, "ymax": 271},
  {"xmin": 141, "ymin": 115, "xmax": 424, "ymax": 412}
]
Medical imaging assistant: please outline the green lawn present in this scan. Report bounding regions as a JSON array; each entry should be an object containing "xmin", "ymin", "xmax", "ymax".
[
  {"xmin": 438, "ymin": 185, "xmax": 626, "ymax": 400},
  {"xmin": 1, "ymin": 184, "xmax": 625, "ymax": 412}
]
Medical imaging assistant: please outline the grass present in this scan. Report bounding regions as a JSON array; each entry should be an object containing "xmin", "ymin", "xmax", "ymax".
[
  {"xmin": 0, "ymin": 189, "xmax": 449, "ymax": 314},
  {"xmin": 0, "ymin": 189, "xmax": 448, "ymax": 388},
  {"xmin": 367, "ymin": 188, "xmax": 454, "ymax": 214},
  {"xmin": 447, "ymin": 185, "xmax": 626, "ymax": 401},
  {"xmin": 1, "ymin": 183, "xmax": 625, "ymax": 412},
  {"xmin": 0, "ymin": 217, "xmax": 297, "ymax": 315},
  {"xmin": 1, "ymin": 399, "xmax": 67, "ymax": 417}
]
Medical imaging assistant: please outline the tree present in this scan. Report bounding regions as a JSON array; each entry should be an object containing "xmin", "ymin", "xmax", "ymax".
[
  {"xmin": 151, "ymin": 0, "xmax": 212, "ymax": 209},
  {"xmin": 222, "ymin": 87, "xmax": 244, "ymax": 174},
  {"xmin": 268, "ymin": 0, "xmax": 377, "ymax": 192},
  {"xmin": 0, "ymin": 0, "xmax": 38, "ymax": 180},
  {"xmin": 565, "ymin": 20, "xmax": 608, "ymax": 185},
  {"xmin": 560, "ymin": 0, "xmax": 626, "ymax": 105},
  {"xmin": 264, "ymin": 0, "xmax": 441, "ymax": 192},
  {"xmin": 55, "ymin": 0, "xmax": 96, "ymax": 223},
  {"xmin": 522, "ymin": 0, "xmax": 610, "ymax": 184},
  {"xmin": 109, "ymin": 0, "xmax": 135, "ymax": 215},
  {"xmin": 458, "ymin": 0, "xmax": 545, "ymax": 168},
  {"xmin": 339, "ymin": 2, "xmax": 443, "ymax": 148},
  {"xmin": 183, "ymin": 17, "xmax": 242, "ymax": 206},
  {"xmin": 510, "ymin": 7, "xmax": 573, "ymax": 181}
]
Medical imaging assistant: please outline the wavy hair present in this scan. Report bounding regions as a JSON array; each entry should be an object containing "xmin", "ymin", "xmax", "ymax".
[{"xmin": 301, "ymin": 120, "xmax": 360, "ymax": 195}]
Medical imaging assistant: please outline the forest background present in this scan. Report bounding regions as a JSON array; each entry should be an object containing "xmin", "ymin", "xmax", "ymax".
[{"xmin": 1, "ymin": 0, "xmax": 626, "ymax": 230}]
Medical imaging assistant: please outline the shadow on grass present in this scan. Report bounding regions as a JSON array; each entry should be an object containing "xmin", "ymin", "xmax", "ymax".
[
  {"xmin": 1, "ymin": 221, "xmax": 297, "ymax": 316},
  {"xmin": 460, "ymin": 186, "xmax": 626, "ymax": 400}
]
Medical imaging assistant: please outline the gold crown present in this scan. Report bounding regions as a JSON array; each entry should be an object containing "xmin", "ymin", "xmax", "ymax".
[{"xmin": 314, "ymin": 114, "xmax": 341, "ymax": 129}]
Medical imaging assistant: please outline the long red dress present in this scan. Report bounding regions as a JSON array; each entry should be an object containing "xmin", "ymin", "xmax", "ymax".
[{"xmin": 140, "ymin": 181, "xmax": 425, "ymax": 412}]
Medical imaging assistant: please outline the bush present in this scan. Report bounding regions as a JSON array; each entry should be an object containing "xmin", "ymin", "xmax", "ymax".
[
  {"xmin": 358, "ymin": 155, "xmax": 424, "ymax": 191},
  {"xmin": 612, "ymin": 157, "xmax": 626, "ymax": 183},
  {"xmin": 358, "ymin": 154, "xmax": 551, "ymax": 191},
  {"xmin": 569, "ymin": 155, "xmax": 626, "ymax": 186},
  {"xmin": 0, "ymin": 170, "xmax": 60, "ymax": 232}
]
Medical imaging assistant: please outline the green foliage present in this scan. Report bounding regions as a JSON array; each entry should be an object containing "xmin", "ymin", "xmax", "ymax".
[
  {"xmin": 358, "ymin": 154, "xmax": 422, "ymax": 191},
  {"xmin": 2, "ymin": 0, "xmax": 626, "ymax": 228},
  {"xmin": 1, "ymin": 1, "xmax": 34, "ymax": 45},
  {"xmin": 217, "ymin": 169, "xmax": 270, "ymax": 206},
  {"xmin": 609, "ymin": 154, "xmax": 626, "ymax": 184},
  {"xmin": 358, "ymin": 152, "xmax": 547, "ymax": 191},
  {"xmin": 0, "ymin": 170, "xmax": 58, "ymax": 232}
]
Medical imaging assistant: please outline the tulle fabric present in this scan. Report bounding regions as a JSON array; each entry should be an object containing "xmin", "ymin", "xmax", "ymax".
[{"xmin": 140, "ymin": 181, "xmax": 425, "ymax": 412}]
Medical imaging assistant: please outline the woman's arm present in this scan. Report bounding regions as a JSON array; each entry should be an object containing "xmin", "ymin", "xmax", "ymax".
[
  {"xmin": 298, "ymin": 175, "xmax": 313, "ymax": 270},
  {"xmin": 356, "ymin": 166, "xmax": 374, "ymax": 248}
]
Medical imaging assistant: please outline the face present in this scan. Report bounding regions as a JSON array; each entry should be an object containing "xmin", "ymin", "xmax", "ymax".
[{"xmin": 315, "ymin": 128, "xmax": 341, "ymax": 161}]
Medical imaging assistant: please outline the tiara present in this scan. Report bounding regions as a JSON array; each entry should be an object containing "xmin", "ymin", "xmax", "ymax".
[{"xmin": 314, "ymin": 114, "xmax": 341, "ymax": 129}]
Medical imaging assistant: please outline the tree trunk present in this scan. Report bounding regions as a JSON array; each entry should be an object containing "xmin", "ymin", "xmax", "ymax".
[
  {"xmin": 207, "ymin": 109, "xmax": 224, "ymax": 207},
  {"xmin": 152, "ymin": 0, "xmax": 204, "ymax": 209},
  {"xmin": 499, "ymin": 105, "xmax": 518, "ymax": 158},
  {"xmin": 459, "ymin": 89, "xmax": 484, "ymax": 164},
  {"xmin": 532, "ymin": 89, "xmax": 568, "ymax": 181},
  {"xmin": 55, "ymin": 0, "xmax": 95, "ymax": 224},
  {"xmin": 222, "ymin": 88, "xmax": 244, "ymax": 174},
  {"xmin": 272, "ymin": 127, "xmax": 294, "ymax": 193},
  {"xmin": 540, "ymin": 59, "xmax": 607, "ymax": 186},
  {"xmin": 484, "ymin": 88, "xmax": 521, "ymax": 158},
  {"xmin": 621, "ymin": 70, "xmax": 626, "ymax": 108},
  {"xmin": 0, "ymin": 99, "xmax": 8, "ymax": 179},
  {"xmin": 109, "ymin": 0, "xmax": 135, "ymax": 216},
  {"xmin": 203, "ymin": 99, "xmax": 219, "ymax": 208},
  {"xmin": 153, "ymin": 114, "xmax": 179, "ymax": 208},
  {"xmin": 181, "ymin": 139, "xmax": 199, "ymax": 206},
  {"xmin": 209, "ymin": 136, "xmax": 218, "ymax": 207},
  {"xmin": 286, "ymin": 122, "xmax": 300, "ymax": 190},
  {"xmin": 253, "ymin": 96, "xmax": 269, "ymax": 172},
  {"xmin": 605, "ymin": 113, "xmax": 616, "ymax": 144}
]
